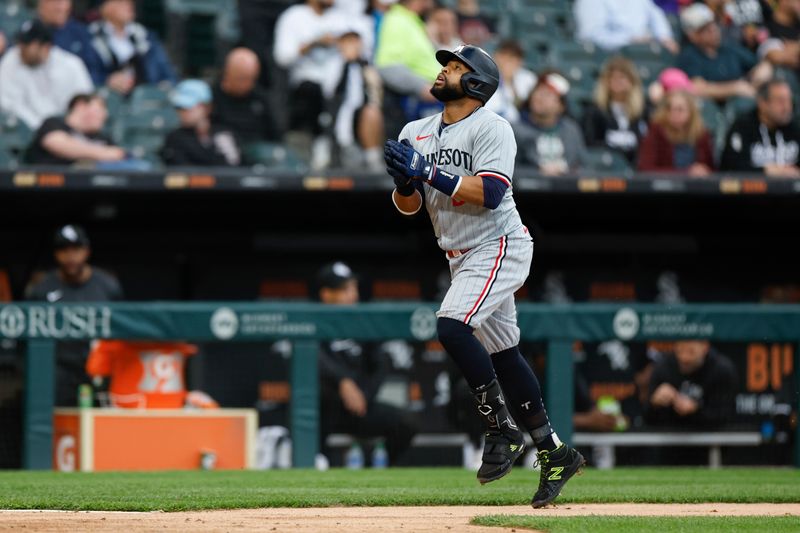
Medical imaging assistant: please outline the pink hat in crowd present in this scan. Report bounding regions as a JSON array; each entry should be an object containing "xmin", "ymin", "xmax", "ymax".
[{"xmin": 658, "ymin": 68, "xmax": 695, "ymax": 93}]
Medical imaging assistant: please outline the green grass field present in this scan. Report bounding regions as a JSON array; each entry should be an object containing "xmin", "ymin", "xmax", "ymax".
[
  {"xmin": 471, "ymin": 515, "xmax": 800, "ymax": 533},
  {"xmin": 0, "ymin": 467, "xmax": 798, "ymax": 512}
]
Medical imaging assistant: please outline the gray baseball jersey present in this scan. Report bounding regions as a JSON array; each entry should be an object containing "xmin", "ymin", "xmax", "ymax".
[
  {"xmin": 395, "ymin": 106, "xmax": 533, "ymax": 352},
  {"xmin": 398, "ymin": 107, "xmax": 523, "ymax": 251}
]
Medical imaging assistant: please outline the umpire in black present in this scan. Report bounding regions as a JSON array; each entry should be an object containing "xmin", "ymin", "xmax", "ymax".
[
  {"xmin": 316, "ymin": 261, "xmax": 417, "ymax": 465},
  {"xmin": 26, "ymin": 225, "xmax": 123, "ymax": 406}
]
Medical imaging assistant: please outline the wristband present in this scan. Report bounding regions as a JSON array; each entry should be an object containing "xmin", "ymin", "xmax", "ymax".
[
  {"xmin": 395, "ymin": 182, "xmax": 416, "ymax": 197},
  {"xmin": 424, "ymin": 163, "xmax": 463, "ymax": 197}
]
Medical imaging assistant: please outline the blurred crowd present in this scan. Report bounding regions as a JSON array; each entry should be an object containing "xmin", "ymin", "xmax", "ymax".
[{"xmin": 0, "ymin": 0, "xmax": 799, "ymax": 176}]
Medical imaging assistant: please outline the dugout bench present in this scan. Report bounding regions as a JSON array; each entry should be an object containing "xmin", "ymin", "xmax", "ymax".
[
  {"xmin": 327, "ymin": 431, "xmax": 763, "ymax": 469},
  {"xmin": 572, "ymin": 432, "xmax": 763, "ymax": 469},
  {"xmin": 7, "ymin": 302, "xmax": 800, "ymax": 469}
]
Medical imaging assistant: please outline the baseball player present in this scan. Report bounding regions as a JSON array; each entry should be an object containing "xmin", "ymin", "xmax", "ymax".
[{"xmin": 384, "ymin": 45, "xmax": 584, "ymax": 508}]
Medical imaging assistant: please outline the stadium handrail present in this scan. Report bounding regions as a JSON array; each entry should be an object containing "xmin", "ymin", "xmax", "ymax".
[
  {"xmin": 3, "ymin": 301, "xmax": 798, "ymax": 469},
  {"xmin": 2, "ymin": 166, "xmax": 800, "ymax": 195}
]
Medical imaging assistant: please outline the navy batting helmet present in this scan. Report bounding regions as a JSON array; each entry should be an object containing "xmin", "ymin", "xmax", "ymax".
[{"xmin": 435, "ymin": 45, "xmax": 499, "ymax": 105}]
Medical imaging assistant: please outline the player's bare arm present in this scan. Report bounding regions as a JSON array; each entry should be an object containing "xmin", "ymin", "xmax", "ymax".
[{"xmin": 391, "ymin": 188, "xmax": 423, "ymax": 215}]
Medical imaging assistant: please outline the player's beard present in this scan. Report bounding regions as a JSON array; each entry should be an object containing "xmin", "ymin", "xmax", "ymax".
[{"xmin": 430, "ymin": 80, "xmax": 464, "ymax": 102}]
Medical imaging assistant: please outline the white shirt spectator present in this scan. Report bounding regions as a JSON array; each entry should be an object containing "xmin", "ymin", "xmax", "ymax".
[
  {"xmin": 103, "ymin": 21, "xmax": 136, "ymax": 64},
  {"xmin": 0, "ymin": 46, "xmax": 94, "ymax": 129},
  {"xmin": 334, "ymin": 0, "xmax": 367, "ymax": 17},
  {"xmin": 574, "ymin": 0, "xmax": 674, "ymax": 51},
  {"xmin": 273, "ymin": 4, "xmax": 350, "ymax": 98},
  {"xmin": 486, "ymin": 68, "xmax": 537, "ymax": 124}
]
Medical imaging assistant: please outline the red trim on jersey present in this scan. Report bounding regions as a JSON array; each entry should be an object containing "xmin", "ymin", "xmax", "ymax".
[
  {"xmin": 464, "ymin": 236, "xmax": 507, "ymax": 324},
  {"xmin": 477, "ymin": 172, "xmax": 511, "ymax": 187}
]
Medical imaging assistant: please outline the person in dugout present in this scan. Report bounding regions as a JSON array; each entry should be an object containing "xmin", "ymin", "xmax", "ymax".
[{"xmin": 86, "ymin": 340, "xmax": 218, "ymax": 409}]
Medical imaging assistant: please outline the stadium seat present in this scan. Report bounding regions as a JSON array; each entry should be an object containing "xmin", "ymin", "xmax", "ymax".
[
  {"xmin": 0, "ymin": 2, "xmax": 31, "ymax": 37},
  {"xmin": 566, "ymin": 86, "xmax": 594, "ymax": 123},
  {"xmin": 523, "ymin": 50, "xmax": 546, "ymax": 74},
  {"xmin": 549, "ymin": 40, "xmax": 608, "ymax": 67},
  {"xmin": 512, "ymin": 0, "xmax": 573, "ymax": 20},
  {"xmin": 518, "ymin": 32, "xmax": 554, "ymax": 60},
  {"xmin": 241, "ymin": 141, "xmax": 306, "ymax": 170},
  {"xmin": 633, "ymin": 59, "xmax": 670, "ymax": 86},
  {"xmin": 0, "ymin": 144, "xmax": 17, "ymax": 170},
  {"xmin": 215, "ymin": 0, "xmax": 241, "ymax": 44},
  {"xmin": 620, "ymin": 42, "xmax": 676, "ymax": 64},
  {"xmin": 666, "ymin": 13, "xmax": 682, "ymax": 42},
  {"xmin": 129, "ymin": 84, "xmax": 173, "ymax": 112},
  {"xmin": 97, "ymin": 87, "xmax": 128, "ymax": 117},
  {"xmin": 583, "ymin": 147, "xmax": 633, "ymax": 175},
  {"xmin": 723, "ymin": 96, "xmax": 756, "ymax": 125},
  {"xmin": 115, "ymin": 108, "xmax": 178, "ymax": 159},
  {"xmin": 0, "ymin": 112, "xmax": 33, "ymax": 159},
  {"xmin": 698, "ymin": 99, "xmax": 728, "ymax": 156},
  {"xmin": 119, "ymin": 108, "xmax": 179, "ymax": 134},
  {"xmin": 164, "ymin": 0, "xmax": 226, "ymax": 14},
  {"xmin": 562, "ymin": 61, "xmax": 599, "ymax": 93},
  {"xmin": 122, "ymin": 136, "xmax": 166, "ymax": 163},
  {"xmin": 513, "ymin": 3, "xmax": 574, "ymax": 38}
]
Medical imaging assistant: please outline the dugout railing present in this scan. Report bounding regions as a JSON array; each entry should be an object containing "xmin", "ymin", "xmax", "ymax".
[{"xmin": 3, "ymin": 302, "xmax": 799, "ymax": 469}]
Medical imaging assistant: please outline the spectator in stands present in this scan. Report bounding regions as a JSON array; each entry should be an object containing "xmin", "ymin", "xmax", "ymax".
[
  {"xmin": 705, "ymin": 0, "xmax": 768, "ymax": 51},
  {"xmin": 36, "ymin": 0, "xmax": 102, "ymax": 76},
  {"xmin": 344, "ymin": 0, "xmax": 380, "ymax": 60},
  {"xmin": 677, "ymin": 3, "xmax": 772, "ymax": 102},
  {"xmin": 316, "ymin": 261, "xmax": 417, "ymax": 465},
  {"xmin": 273, "ymin": 0, "xmax": 349, "ymax": 170},
  {"xmin": 25, "ymin": 93, "xmax": 127, "ymax": 166},
  {"xmin": 637, "ymin": 89, "xmax": 715, "ymax": 175},
  {"xmin": 454, "ymin": 0, "xmax": 494, "ymax": 46},
  {"xmin": 374, "ymin": 0, "xmax": 439, "ymax": 102},
  {"xmin": 26, "ymin": 224, "xmax": 123, "ymax": 406},
  {"xmin": 332, "ymin": 31, "xmax": 385, "ymax": 172},
  {"xmin": 485, "ymin": 39, "xmax": 536, "ymax": 124},
  {"xmin": 763, "ymin": 0, "xmax": 800, "ymax": 41},
  {"xmin": 645, "ymin": 340, "xmax": 737, "ymax": 428},
  {"xmin": 583, "ymin": 56, "xmax": 649, "ymax": 164},
  {"xmin": 647, "ymin": 66, "xmax": 695, "ymax": 107},
  {"xmin": 211, "ymin": 47, "xmax": 278, "ymax": 145},
  {"xmin": 514, "ymin": 72, "xmax": 586, "ymax": 175},
  {"xmin": 0, "ymin": 29, "xmax": 6, "ymax": 58},
  {"xmin": 0, "ymin": 20, "xmax": 93, "ymax": 130},
  {"xmin": 574, "ymin": 0, "xmax": 679, "ymax": 53},
  {"xmin": 87, "ymin": 0, "xmax": 176, "ymax": 94},
  {"xmin": 366, "ymin": 0, "xmax": 395, "ymax": 58},
  {"xmin": 427, "ymin": 5, "xmax": 462, "ymax": 51},
  {"xmin": 237, "ymin": 0, "xmax": 296, "ymax": 88},
  {"xmin": 720, "ymin": 78, "xmax": 800, "ymax": 176},
  {"xmin": 757, "ymin": 0, "xmax": 800, "ymax": 71},
  {"xmin": 161, "ymin": 80, "xmax": 240, "ymax": 167}
]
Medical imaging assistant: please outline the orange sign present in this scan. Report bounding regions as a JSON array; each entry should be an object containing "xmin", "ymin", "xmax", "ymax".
[
  {"xmin": 53, "ymin": 413, "xmax": 81, "ymax": 472},
  {"xmin": 53, "ymin": 409, "xmax": 256, "ymax": 472}
]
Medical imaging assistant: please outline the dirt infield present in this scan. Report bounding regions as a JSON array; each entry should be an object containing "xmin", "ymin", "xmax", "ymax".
[{"xmin": 2, "ymin": 504, "xmax": 799, "ymax": 532}]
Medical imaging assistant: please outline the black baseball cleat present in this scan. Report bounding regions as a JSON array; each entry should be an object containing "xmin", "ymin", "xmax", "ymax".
[
  {"xmin": 477, "ymin": 430, "xmax": 526, "ymax": 484},
  {"xmin": 530, "ymin": 444, "xmax": 586, "ymax": 508}
]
